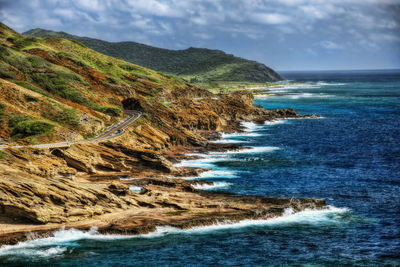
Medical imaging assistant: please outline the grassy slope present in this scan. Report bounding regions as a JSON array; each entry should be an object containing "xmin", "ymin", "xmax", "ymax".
[
  {"xmin": 24, "ymin": 28, "xmax": 282, "ymax": 83},
  {"xmin": 0, "ymin": 22, "xmax": 196, "ymax": 144}
]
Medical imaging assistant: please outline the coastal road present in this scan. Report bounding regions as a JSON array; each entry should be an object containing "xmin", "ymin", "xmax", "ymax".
[{"xmin": 0, "ymin": 110, "xmax": 142, "ymax": 150}]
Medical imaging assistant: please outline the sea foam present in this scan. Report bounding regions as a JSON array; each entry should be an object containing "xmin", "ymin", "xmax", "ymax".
[
  {"xmin": 192, "ymin": 182, "xmax": 232, "ymax": 190},
  {"xmin": 0, "ymin": 206, "xmax": 351, "ymax": 258},
  {"xmin": 184, "ymin": 170, "xmax": 238, "ymax": 180}
]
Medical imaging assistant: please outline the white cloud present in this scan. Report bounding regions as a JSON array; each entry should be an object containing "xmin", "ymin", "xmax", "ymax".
[
  {"xmin": 252, "ymin": 13, "xmax": 291, "ymax": 25},
  {"xmin": 321, "ymin": 41, "xmax": 343, "ymax": 49}
]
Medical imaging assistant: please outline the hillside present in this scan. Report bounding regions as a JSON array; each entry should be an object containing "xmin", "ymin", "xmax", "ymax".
[
  {"xmin": 24, "ymin": 28, "xmax": 282, "ymax": 83},
  {"xmin": 0, "ymin": 22, "xmax": 321, "ymax": 243}
]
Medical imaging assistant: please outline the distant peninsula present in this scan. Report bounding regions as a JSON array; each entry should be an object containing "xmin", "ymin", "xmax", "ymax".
[{"xmin": 24, "ymin": 28, "xmax": 282, "ymax": 83}]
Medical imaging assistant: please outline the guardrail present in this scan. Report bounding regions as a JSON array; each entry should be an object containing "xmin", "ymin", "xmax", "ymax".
[{"xmin": 0, "ymin": 110, "xmax": 142, "ymax": 150}]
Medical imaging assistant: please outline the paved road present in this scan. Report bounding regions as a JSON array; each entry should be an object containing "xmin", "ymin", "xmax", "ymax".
[{"xmin": 0, "ymin": 110, "xmax": 142, "ymax": 150}]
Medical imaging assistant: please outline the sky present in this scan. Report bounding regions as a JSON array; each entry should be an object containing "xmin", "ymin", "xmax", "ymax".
[{"xmin": 0, "ymin": 0, "xmax": 399, "ymax": 71}]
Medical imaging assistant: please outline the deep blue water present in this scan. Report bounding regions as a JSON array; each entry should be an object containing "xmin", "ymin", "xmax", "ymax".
[{"xmin": 1, "ymin": 70, "xmax": 400, "ymax": 266}]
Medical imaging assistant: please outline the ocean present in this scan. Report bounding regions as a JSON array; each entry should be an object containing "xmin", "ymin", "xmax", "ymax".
[{"xmin": 1, "ymin": 70, "xmax": 399, "ymax": 266}]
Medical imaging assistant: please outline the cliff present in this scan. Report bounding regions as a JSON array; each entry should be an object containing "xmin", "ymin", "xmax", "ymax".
[{"xmin": 0, "ymin": 22, "xmax": 322, "ymax": 243}]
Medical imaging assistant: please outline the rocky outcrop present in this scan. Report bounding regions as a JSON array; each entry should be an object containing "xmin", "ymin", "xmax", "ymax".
[{"xmin": 0, "ymin": 176, "xmax": 325, "ymax": 245}]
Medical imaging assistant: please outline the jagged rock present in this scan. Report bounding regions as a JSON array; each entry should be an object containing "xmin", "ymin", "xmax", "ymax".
[{"xmin": 108, "ymin": 181, "xmax": 130, "ymax": 196}]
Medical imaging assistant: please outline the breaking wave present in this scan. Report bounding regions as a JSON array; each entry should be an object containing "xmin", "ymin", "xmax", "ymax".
[
  {"xmin": 192, "ymin": 182, "xmax": 232, "ymax": 190},
  {"xmin": 184, "ymin": 170, "xmax": 238, "ymax": 180},
  {"xmin": 0, "ymin": 206, "xmax": 351, "ymax": 259}
]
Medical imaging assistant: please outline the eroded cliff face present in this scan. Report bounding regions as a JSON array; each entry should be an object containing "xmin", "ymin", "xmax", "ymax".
[
  {"xmin": 0, "ymin": 90, "xmax": 311, "ymax": 226},
  {"xmin": 0, "ymin": 23, "xmax": 323, "ymax": 243}
]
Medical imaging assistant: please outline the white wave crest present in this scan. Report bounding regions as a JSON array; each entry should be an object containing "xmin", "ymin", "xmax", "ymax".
[
  {"xmin": 264, "ymin": 119, "xmax": 287, "ymax": 125},
  {"xmin": 209, "ymin": 139, "xmax": 249, "ymax": 144},
  {"xmin": 221, "ymin": 132, "xmax": 261, "ymax": 138},
  {"xmin": 286, "ymin": 93, "xmax": 335, "ymax": 99},
  {"xmin": 184, "ymin": 170, "xmax": 238, "ymax": 180},
  {"xmin": 0, "ymin": 227, "xmax": 130, "ymax": 258},
  {"xmin": 0, "ymin": 206, "xmax": 350, "ymax": 257},
  {"xmin": 213, "ymin": 146, "xmax": 280, "ymax": 154},
  {"xmin": 192, "ymin": 182, "xmax": 232, "ymax": 190}
]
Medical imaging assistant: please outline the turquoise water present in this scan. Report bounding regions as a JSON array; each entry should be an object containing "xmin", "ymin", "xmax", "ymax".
[{"xmin": 1, "ymin": 70, "xmax": 399, "ymax": 266}]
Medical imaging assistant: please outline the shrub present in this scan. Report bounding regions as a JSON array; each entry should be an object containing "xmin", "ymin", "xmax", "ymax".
[
  {"xmin": 12, "ymin": 120, "xmax": 54, "ymax": 138},
  {"xmin": 13, "ymin": 37, "xmax": 37, "ymax": 49},
  {"xmin": 30, "ymin": 73, "xmax": 91, "ymax": 106},
  {"xmin": 14, "ymin": 81, "xmax": 52, "ymax": 97},
  {"xmin": 44, "ymin": 108, "xmax": 79, "ymax": 127},
  {"xmin": 95, "ymin": 105, "xmax": 122, "ymax": 117},
  {"xmin": 8, "ymin": 114, "xmax": 30, "ymax": 129},
  {"xmin": 24, "ymin": 94, "xmax": 39, "ymax": 102},
  {"xmin": 0, "ymin": 150, "xmax": 8, "ymax": 160},
  {"xmin": 0, "ymin": 103, "xmax": 5, "ymax": 123},
  {"xmin": 0, "ymin": 64, "xmax": 16, "ymax": 79}
]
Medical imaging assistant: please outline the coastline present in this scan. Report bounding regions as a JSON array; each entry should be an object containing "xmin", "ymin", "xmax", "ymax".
[{"xmin": 0, "ymin": 105, "xmax": 324, "ymax": 246}]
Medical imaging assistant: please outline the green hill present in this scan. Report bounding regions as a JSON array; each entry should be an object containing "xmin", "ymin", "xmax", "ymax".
[{"xmin": 24, "ymin": 28, "xmax": 282, "ymax": 83}]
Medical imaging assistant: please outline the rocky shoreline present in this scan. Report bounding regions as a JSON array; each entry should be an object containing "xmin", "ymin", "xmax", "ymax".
[{"xmin": 0, "ymin": 92, "xmax": 323, "ymax": 246}]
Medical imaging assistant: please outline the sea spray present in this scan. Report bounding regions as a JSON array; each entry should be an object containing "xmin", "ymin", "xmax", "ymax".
[{"xmin": 192, "ymin": 182, "xmax": 232, "ymax": 190}]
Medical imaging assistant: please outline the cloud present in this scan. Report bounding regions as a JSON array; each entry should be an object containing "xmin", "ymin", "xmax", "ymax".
[
  {"xmin": 252, "ymin": 13, "xmax": 292, "ymax": 25},
  {"xmin": 0, "ymin": 0, "xmax": 399, "ymax": 69},
  {"xmin": 321, "ymin": 41, "xmax": 343, "ymax": 50}
]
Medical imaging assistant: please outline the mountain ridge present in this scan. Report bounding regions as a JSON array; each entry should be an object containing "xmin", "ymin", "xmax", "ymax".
[{"xmin": 24, "ymin": 28, "xmax": 282, "ymax": 83}]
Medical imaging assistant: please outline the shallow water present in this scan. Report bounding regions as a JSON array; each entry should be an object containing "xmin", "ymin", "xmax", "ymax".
[{"xmin": 1, "ymin": 70, "xmax": 399, "ymax": 266}]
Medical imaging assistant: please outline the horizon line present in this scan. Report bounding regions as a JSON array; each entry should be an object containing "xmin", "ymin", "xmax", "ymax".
[{"xmin": 277, "ymin": 68, "xmax": 400, "ymax": 73}]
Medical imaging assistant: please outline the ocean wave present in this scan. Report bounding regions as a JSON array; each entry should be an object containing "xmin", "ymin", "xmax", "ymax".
[
  {"xmin": 286, "ymin": 93, "xmax": 335, "ymax": 99},
  {"xmin": 209, "ymin": 139, "xmax": 249, "ymax": 144},
  {"xmin": 212, "ymin": 146, "xmax": 280, "ymax": 154},
  {"xmin": 264, "ymin": 119, "xmax": 287, "ymax": 125},
  {"xmin": 0, "ymin": 227, "xmax": 130, "ymax": 258},
  {"xmin": 0, "ymin": 206, "xmax": 351, "ymax": 258},
  {"xmin": 221, "ymin": 132, "xmax": 261, "ymax": 138},
  {"xmin": 192, "ymin": 182, "xmax": 232, "ymax": 190},
  {"xmin": 168, "ymin": 205, "xmax": 351, "ymax": 233},
  {"xmin": 315, "ymin": 82, "xmax": 346, "ymax": 86},
  {"xmin": 175, "ymin": 146, "xmax": 279, "ymax": 168},
  {"xmin": 184, "ymin": 170, "xmax": 238, "ymax": 180}
]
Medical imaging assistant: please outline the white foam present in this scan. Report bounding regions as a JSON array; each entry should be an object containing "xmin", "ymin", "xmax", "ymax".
[
  {"xmin": 240, "ymin": 121, "xmax": 262, "ymax": 132},
  {"xmin": 0, "ymin": 206, "xmax": 351, "ymax": 257},
  {"xmin": 174, "ymin": 154, "xmax": 231, "ymax": 168},
  {"xmin": 140, "ymin": 205, "xmax": 351, "ymax": 235},
  {"xmin": 0, "ymin": 227, "xmax": 131, "ymax": 258},
  {"xmin": 221, "ymin": 132, "xmax": 261, "ymax": 138},
  {"xmin": 211, "ymin": 146, "xmax": 280, "ymax": 154},
  {"xmin": 264, "ymin": 119, "xmax": 287, "ymax": 125},
  {"xmin": 184, "ymin": 170, "xmax": 238, "ymax": 180},
  {"xmin": 169, "ymin": 205, "xmax": 350, "ymax": 233},
  {"xmin": 129, "ymin": 185, "xmax": 142, "ymax": 193},
  {"xmin": 209, "ymin": 139, "xmax": 249, "ymax": 144},
  {"xmin": 192, "ymin": 182, "xmax": 232, "ymax": 190}
]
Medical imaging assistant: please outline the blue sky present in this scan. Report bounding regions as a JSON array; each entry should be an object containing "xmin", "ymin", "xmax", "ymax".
[{"xmin": 1, "ymin": 0, "xmax": 399, "ymax": 71}]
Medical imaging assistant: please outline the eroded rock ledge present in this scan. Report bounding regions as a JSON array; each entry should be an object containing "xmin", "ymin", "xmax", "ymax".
[
  {"xmin": 0, "ymin": 177, "xmax": 325, "ymax": 245},
  {"xmin": 0, "ymin": 92, "xmax": 322, "ymax": 245}
]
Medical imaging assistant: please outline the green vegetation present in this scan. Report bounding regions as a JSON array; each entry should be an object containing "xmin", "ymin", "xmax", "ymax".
[
  {"xmin": 0, "ymin": 63, "xmax": 16, "ymax": 79},
  {"xmin": 0, "ymin": 103, "xmax": 5, "ymax": 123},
  {"xmin": 8, "ymin": 114, "xmax": 31, "ymax": 129},
  {"xmin": 24, "ymin": 94, "xmax": 39, "ymax": 102},
  {"xmin": 14, "ymin": 81, "xmax": 52, "ymax": 97},
  {"xmin": 24, "ymin": 29, "xmax": 282, "ymax": 83},
  {"xmin": 0, "ymin": 150, "xmax": 9, "ymax": 160},
  {"xmin": 94, "ymin": 105, "xmax": 122, "ymax": 117},
  {"xmin": 8, "ymin": 114, "xmax": 54, "ymax": 139},
  {"xmin": 10, "ymin": 117, "xmax": 54, "ymax": 139},
  {"xmin": 42, "ymin": 106, "xmax": 79, "ymax": 127},
  {"xmin": 10, "ymin": 37, "xmax": 37, "ymax": 49}
]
